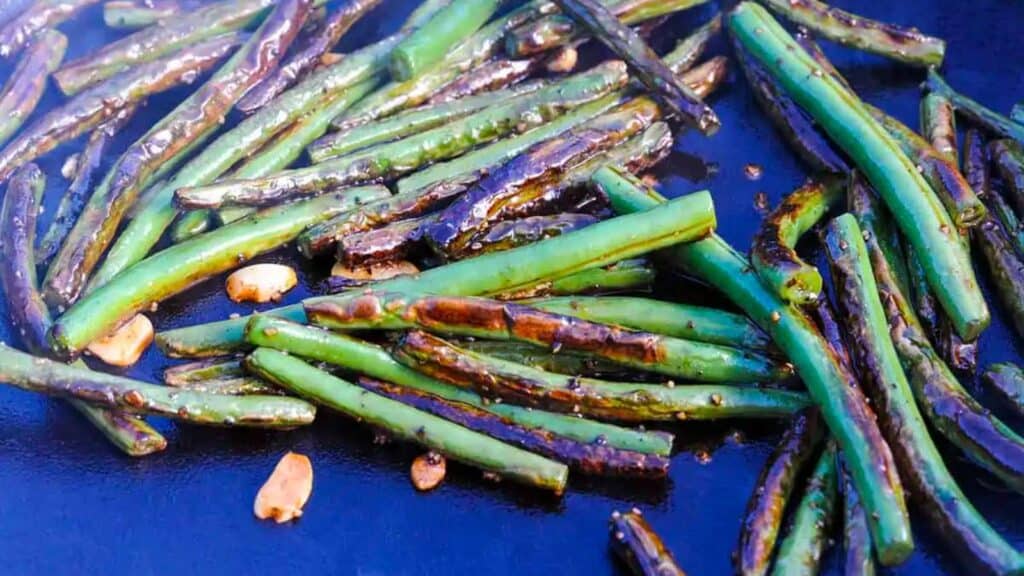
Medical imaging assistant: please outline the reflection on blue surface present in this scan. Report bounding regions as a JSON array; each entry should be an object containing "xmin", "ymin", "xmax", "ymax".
[{"xmin": 0, "ymin": 1, "xmax": 1023, "ymax": 574}]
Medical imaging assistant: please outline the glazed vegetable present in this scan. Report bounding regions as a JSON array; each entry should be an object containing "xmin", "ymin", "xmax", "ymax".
[
  {"xmin": 497, "ymin": 258, "xmax": 655, "ymax": 299},
  {"xmin": 389, "ymin": 0, "xmax": 502, "ymax": 81},
  {"xmin": 93, "ymin": 37, "xmax": 402, "ymax": 287},
  {"xmin": 925, "ymin": 69, "xmax": 1024, "ymax": 145},
  {"xmin": 0, "ymin": 29, "xmax": 66, "ymax": 147},
  {"xmin": 750, "ymin": 178, "xmax": 842, "ymax": 305},
  {"xmin": 49, "ymin": 186, "xmax": 389, "ymax": 360},
  {"xmin": 245, "ymin": 315, "xmax": 674, "ymax": 456},
  {"xmin": 309, "ymin": 81, "xmax": 544, "ymax": 162},
  {"xmin": 236, "ymin": 0, "xmax": 382, "ymax": 113},
  {"xmin": 307, "ymin": 292, "xmax": 789, "ymax": 383},
  {"xmin": 102, "ymin": 0, "xmax": 205, "ymax": 28},
  {"xmin": 426, "ymin": 97, "xmax": 659, "ymax": 256},
  {"xmin": 175, "ymin": 61, "xmax": 630, "ymax": 209},
  {"xmin": 44, "ymin": 0, "xmax": 312, "ymax": 309},
  {"xmin": 552, "ymin": 0, "xmax": 718, "ymax": 133},
  {"xmin": 0, "ymin": 0, "xmax": 91, "ymax": 59},
  {"xmin": 506, "ymin": 0, "xmax": 707, "ymax": 57},
  {"xmin": 593, "ymin": 165, "xmax": 912, "ymax": 565},
  {"xmin": 429, "ymin": 57, "xmax": 544, "ymax": 105},
  {"xmin": 609, "ymin": 510, "xmax": 686, "ymax": 576},
  {"xmin": 156, "ymin": 190, "xmax": 715, "ymax": 357},
  {"xmin": 0, "ymin": 345, "xmax": 315, "ymax": 427},
  {"xmin": 0, "ymin": 0, "xmax": 31, "ymax": 29},
  {"xmin": 359, "ymin": 377, "xmax": 668, "ymax": 478},
  {"xmin": 840, "ymin": 461, "xmax": 875, "ymax": 576},
  {"xmin": 164, "ymin": 358, "xmax": 277, "ymax": 395},
  {"xmin": 736, "ymin": 408, "xmax": 825, "ymax": 576},
  {"xmin": 36, "ymin": 108, "xmax": 136, "ymax": 270},
  {"xmin": 394, "ymin": 331, "xmax": 809, "ymax": 421},
  {"xmin": 867, "ymin": 105, "xmax": 985, "ymax": 229},
  {"xmin": 921, "ymin": 92, "xmax": 957, "ymax": 164},
  {"xmin": 905, "ymin": 248, "xmax": 976, "ymax": 374},
  {"xmin": 733, "ymin": 39, "xmax": 848, "ymax": 175},
  {"xmin": 0, "ymin": 33, "xmax": 242, "ymax": 187},
  {"xmin": 333, "ymin": 2, "xmax": 544, "ymax": 129},
  {"xmin": 990, "ymin": 139, "xmax": 1024, "ymax": 217},
  {"xmin": 245, "ymin": 347, "xmax": 569, "ymax": 492},
  {"xmin": 759, "ymin": 0, "xmax": 944, "ymax": 66},
  {"xmin": 53, "ymin": 0, "xmax": 277, "ymax": 94},
  {"xmin": 0, "ymin": 164, "xmax": 169, "ymax": 456},
  {"xmin": 731, "ymin": 2, "xmax": 987, "ymax": 341},
  {"xmin": 844, "ymin": 191, "xmax": 1024, "ymax": 572},
  {"xmin": 770, "ymin": 442, "xmax": 838, "ymax": 576},
  {"xmin": 523, "ymin": 296, "xmax": 772, "ymax": 352},
  {"xmin": 982, "ymin": 363, "xmax": 1024, "ymax": 418}
]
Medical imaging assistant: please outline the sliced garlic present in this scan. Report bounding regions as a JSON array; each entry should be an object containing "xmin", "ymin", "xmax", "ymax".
[
  {"xmin": 546, "ymin": 46, "xmax": 578, "ymax": 74},
  {"xmin": 86, "ymin": 314, "xmax": 153, "ymax": 367},
  {"xmin": 226, "ymin": 263, "xmax": 297, "ymax": 303},
  {"xmin": 254, "ymin": 452, "xmax": 313, "ymax": 523},
  {"xmin": 410, "ymin": 452, "xmax": 446, "ymax": 491},
  {"xmin": 61, "ymin": 153, "xmax": 79, "ymax": 179}
]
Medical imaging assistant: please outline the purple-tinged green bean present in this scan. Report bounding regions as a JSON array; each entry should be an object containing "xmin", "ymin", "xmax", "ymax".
[
  {"xmin": 770, "ymin": 442, "xmax": 838, "ymax": 576},
  {"xmin": 36, "ymin": 107, "xmax": 136, "ymax": 270},
  {"xmin": 428, "ymin": 56, "xmax": 543, "ymax": 105},
  {"xmin": 982, "ymin": 363, "xmax": 1024, "ymax": 419},
  {"xmin": 552, "ymin": 0, "xmax": 718, "ymax": 133},
  {"xmin": 610, "ymin": 510, "xmax": 686, "ymax": 576},
  {"xmin": 0, "ymin": 28, "xmax": 66, "ymax": 146},
  {"xmin": 0, "ymin": 0, "xmax": 91, "ymax": 59},
  {"xmin": 990, "ymin": 139, "xmax": 1024, "ymax": 218},
  {"xmin": 102, "ymin": 0, "xmax": 204, "ymax": 29},
  {"xmin": 925, "ymin": 69, "xmax": 1024, "ymax": 145},
  {"xmin": 236, "ymin": 0, "xmax": 382, "ymax": 113},
  {"xmin": 921, "ymin": 92, "xmax": 957, "ymax": 164},
  {"xmin": 840, "ymin": 460, "xmax": 875, "ymax": 576},
  {"xmin": 505, "ymin": 0, "xmax": 708, "ymax": 58},
  {"xmin": 457, "ymin": 213, "xmax": 598, "ymax": 259},
  {"xmin": 967, "ymin": 131, "xmax": 1024, "ymax": 256},
  {"xmin": 736, "ymin": 408, "xmax": 825, "ymax": 576},
  {"xmin": 54, "ymin": 0, "xmax": 277, "ymax": 95},
  {"xmin": 44, "ymin": 0, "xmax": 313, "ymax": 309},
  {"xmin": 0, "ymin": 32, "xmax": 243, "ymax": 186}
]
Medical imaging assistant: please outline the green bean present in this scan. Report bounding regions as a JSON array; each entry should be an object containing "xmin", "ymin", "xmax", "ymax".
[
  {"xmin": 759, "ymin": 0, "xmax": 944, "ymax": 66},
  {"xmin": 925, "ymin": 69, "xmax": 1024, "ymax": 145},
  {"xmin": 245, "ymin": 315, "xmax": 674, "ymax": 455},
  {"xmin": 522, "ymin": 296, "xmax": 771, "ymax": 352},
  {"xmin": 307, "ymin": 292, "xmax": 789, "ymax": 383},
  {"xmin": 982, "ymin": 363, "xmax": 1024, "ymax": 419},
  {"xmin": 454, "ymin": 340, "xmax": 637, "ymax": 377},
  {"xmin": 427, "ymin": 56, "xmax": 543, "ymax": 105},
  {"xmin": 308, "ymin": 81, "xmax": 544, "ymax": 162},
  {"xmin": 750, "ymin": 178, "xmax": 843, "ymax": 305},
  {"xmin": 731, "ymin": 2, "xmax": 987, "ymax": 340},
  {"xmin": 164, "ymin": 358, "xmax": 277, "ymax": 395},
  {"xmin": 0, "ymin": 29, "xmax": 65, "ymax": 147},
  {"xmin": 990, "ymin": 139, "xmax": 1024, "ymax": 218},
  {"xmin": 0, "ymin": 0, "xmax": 91, "ymax": 59},
  {"xmin": 394, "ymin": 331, "xmax": 809, "ymax": 421},
  {"xmin": 390, "ymin": 0, "xmax": 502, "ymax": 81},
  {"xmin": 736, "ymin": 408, "xmax": 825, "ymax": 576},
  {"xmin": 499, "ymin": 258, "xmax": 655, "ymax": 299},
  {"xmin": 840, "ymin": 460, "xmax": 875, "ymax": 576},
  {"xmin": 967, "ymin": 131, "xmax": 1024, "ymax": 256},
  {"xmin": 770, "ymin": 442, "xmax": 838, "ymax": 576},
  {"xmin": 593, "ymin": 164, "xmax": 912, "ymax": 564},
  {"xmin": 49, "ymin": 186, "xmax": 389, "ymax": 359},
  {"xmin": 102, "ymin": 0, "xmax": 204, "ymax": 29},
  {"xmin": 609, "ymin": 510, "xmax": 686, "ymax": 576},
  {"xmin": 921, "ymin": 92, "xmax": 957, "ymax": 164},
  {"xmin": 155, "ymin": 190, "xmax": 715, "ymax": 358}
]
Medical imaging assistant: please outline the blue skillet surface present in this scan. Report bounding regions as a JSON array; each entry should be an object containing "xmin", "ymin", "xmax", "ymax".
[{"xmin": 0, "ymin": 1, "xmax": 1022, "ymax": 574}]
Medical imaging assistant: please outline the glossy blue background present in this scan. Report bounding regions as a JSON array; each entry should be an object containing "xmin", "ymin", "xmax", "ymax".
[{"xmin": 0, "ymin": 1, "xmax": 1022, "ymax": 574}]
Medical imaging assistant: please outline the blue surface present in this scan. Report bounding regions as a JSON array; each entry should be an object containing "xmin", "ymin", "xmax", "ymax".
[{"xmin": 1, "ymin": 1, "xmax": 1023, "ymax": 574}]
